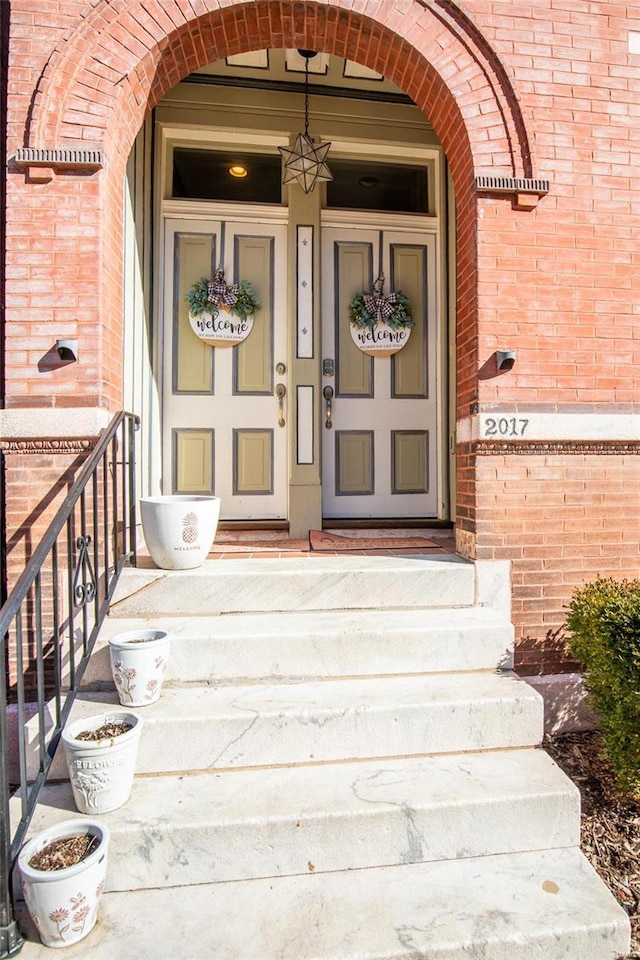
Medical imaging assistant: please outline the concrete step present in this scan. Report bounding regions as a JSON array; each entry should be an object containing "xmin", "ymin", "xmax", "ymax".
[
  {"xmin": 85, "ymin": 607, "xmax": 514, "ymax": 687},
  {"xmin": 26, "ymin": 749, "xmax": 578, "ymax": 891},
  {"xmin": 110, "ymin": 555, "xmax": 477, "ymax": 616},
  {"xmin": 14, "ymin": 847, "xmax": 630, "ymax": 959},
  {"xmin": 46, "ymin": 671, "xmax": 543, "ymax": 778}
]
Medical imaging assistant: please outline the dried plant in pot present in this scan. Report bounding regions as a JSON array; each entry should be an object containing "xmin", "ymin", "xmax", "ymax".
[
  {"xmin": 18, "ymin": 819, "xmax": 109, "ymax": 948},
  {"xmin": 139, "ymin": 495, "xmax": 221, "ymax": 570},
  {"xmin": 61, "ymin": 712, "xmax": 143, "ymax": 815},
  {"xmin": 108, "ymin": 629, "xmax": 170, "ymax": 706}
]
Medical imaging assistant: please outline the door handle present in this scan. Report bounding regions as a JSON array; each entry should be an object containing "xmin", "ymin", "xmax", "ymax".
[
  {"xmin": 323, "ymin": 385, "xmax": 334, "ymax": 430},
  {"xmin": 275, "ymin": 383, "xmax": 286, "ymax": 427}
]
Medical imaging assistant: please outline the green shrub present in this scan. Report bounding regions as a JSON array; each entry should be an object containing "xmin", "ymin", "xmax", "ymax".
[{"xmin": 567, "ymin": 577, "xmax": 640, "ymax": 793}]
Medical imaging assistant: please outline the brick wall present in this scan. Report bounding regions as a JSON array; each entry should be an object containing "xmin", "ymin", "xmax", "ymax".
[
  {"xmin": 3, "ymin": 0, "xmax": 640, "ymax": 675},
  {"xmin": 473, "ymin": 451, "xmax": 640, "ymax": 673}
]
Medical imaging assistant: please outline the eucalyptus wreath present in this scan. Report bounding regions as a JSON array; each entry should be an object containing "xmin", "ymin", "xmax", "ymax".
[
  {"xmin": 348, "ymin": 280, "xmax": 414, "ymax": 333},
  {"xmin": 186, "ymin": 276, "xmax": 261, "ymax": 323}
]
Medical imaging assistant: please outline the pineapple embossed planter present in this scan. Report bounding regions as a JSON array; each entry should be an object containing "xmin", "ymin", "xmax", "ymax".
[{"xmin": 139, "ymin": 495, "xmax": 221, "ymax": 570}]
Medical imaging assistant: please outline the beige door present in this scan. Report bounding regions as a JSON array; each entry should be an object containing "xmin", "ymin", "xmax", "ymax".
[
  {"xmin": 321, "ymin": 223, "xmax": 439, "ymax": 518},
  {"xmin": 162, "ymin": 217, "xmax": 288, "ymax": 519}
]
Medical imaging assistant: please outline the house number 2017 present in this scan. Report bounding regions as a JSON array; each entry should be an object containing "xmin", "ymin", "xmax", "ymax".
[{"xmin": 483, "ymin": 417, "xmax": 529, "ymax": 437}]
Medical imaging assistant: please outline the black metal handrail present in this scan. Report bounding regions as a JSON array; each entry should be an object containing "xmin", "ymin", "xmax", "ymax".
[{"xmin": 0, "ymin": 411, "xmax": 139, "ymax": 957}]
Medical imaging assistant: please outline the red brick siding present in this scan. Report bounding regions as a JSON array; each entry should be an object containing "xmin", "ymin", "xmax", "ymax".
[{"xmin": 474, "ymin": 452, "xmax": 640, "ymax": 671}]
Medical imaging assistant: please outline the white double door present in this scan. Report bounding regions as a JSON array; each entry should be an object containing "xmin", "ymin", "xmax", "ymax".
[
  {"xmin": 321, "ymin": 222, "xmax": 439, "ymax": 518},
  {"xmin": 161, "ymin": 215, "xmax": 288, "ymax": 519}
]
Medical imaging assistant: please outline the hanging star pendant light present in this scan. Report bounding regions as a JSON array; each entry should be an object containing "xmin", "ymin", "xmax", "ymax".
[{"xmin": 279, "ymin": 50, "xmax": 332, "ymax": 194}]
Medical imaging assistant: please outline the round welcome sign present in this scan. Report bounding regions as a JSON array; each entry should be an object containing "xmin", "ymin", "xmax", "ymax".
[
  {"xmin": 189, "ymin": 308, "xmax": 254, "ymax": 348},
  {"xmin": 350, "ymin": 320, "xmax": 411, "ymax": 357}
]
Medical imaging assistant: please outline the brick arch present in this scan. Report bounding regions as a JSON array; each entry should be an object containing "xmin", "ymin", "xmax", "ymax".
[
  {"xmin": 25, "ymin": 0, "xmax": 536, "ymax": 419},
  {"xmin": 28, "ymin": 0, "xmax": 532, "ymax": 188}
]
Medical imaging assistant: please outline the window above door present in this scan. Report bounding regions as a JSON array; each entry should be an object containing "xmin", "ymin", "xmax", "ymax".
[{"xmin": 172, "ymin": 148, "xmax": 283, "ymax": 204}]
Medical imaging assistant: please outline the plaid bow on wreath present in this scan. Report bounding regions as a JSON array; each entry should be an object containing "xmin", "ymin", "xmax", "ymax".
[
  {"xmin": 363, "ymin": 276, "xmax": 398, "ymax": 323},
  {"xmin": 207, "ymin": 269, "xmax": 239, "ymax": 310}
]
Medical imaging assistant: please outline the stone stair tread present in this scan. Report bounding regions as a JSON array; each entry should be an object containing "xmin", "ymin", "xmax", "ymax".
[
  {"xmin": 15, "ymin": 848, "xmax": 630, "ymax": 959},
  {"xmin": 26, "ymin": 748, "xmax": 579, "ymax": 890},
  {"xmin": 84, "ymin": 607, "xmax": 513, "ymax": 683},
  {"xmin": 110, "ymin": 555, "xmax": 476, "ymax": 615},
  {"xmin": 47, "ymin": 671, "xmax": 543, "ymax": 775}
]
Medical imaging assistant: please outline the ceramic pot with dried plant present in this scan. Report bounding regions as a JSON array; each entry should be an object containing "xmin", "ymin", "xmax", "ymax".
[
  {"xmin": 18, "ymin": 819, "xmax": 109, "ymax": 948},
  {"xmin": 61, "ymin": 711, "xmax": 142, "ymax": 815}
]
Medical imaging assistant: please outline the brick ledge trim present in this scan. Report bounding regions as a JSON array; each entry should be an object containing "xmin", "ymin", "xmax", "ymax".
[
  {"xmin": 14, "ymin": 148, "xmax": 102, "ymax": 169},
  {"xmin": 0, "ymin": 438, "xmax": 96, "ymax": 455},
  {"xmin": 14, "ymin": 148, "xmax": 103, "ymax": 181},
  {"xmin": 474, "ymin": 439, "xmax": 640, "ymax": 455}
]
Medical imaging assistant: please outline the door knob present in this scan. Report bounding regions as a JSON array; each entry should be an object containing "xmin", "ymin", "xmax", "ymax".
[
  {"xmin": 275, "ymin": 383, "xmax": 286, "ymax": 427},
  {"xmin": 323, "ymin": 385, "xmax": 334, "ymax": 430}
]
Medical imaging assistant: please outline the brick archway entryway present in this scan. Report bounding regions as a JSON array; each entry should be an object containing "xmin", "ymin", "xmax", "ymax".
[{"xmin": 6, "ymin": 0, "xmax": 542, "ymax": 570}]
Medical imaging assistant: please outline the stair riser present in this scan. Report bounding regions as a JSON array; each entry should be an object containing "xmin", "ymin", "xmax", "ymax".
[
  {"xmin": 107, "ymin": 788, "xmax": 578, "ymax": 890},
  {"xmin": 100, "ymin": 701, "xmax": 540, "ymax": 775},
  {"xmin": 110, "ymin": 562, "xmax": 476, "ymax": 616},
  {"xmin": 84, "ymin": 624, "xmax": 514, "ymax": 687}
]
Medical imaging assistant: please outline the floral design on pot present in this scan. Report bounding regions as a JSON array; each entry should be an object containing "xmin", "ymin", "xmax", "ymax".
[
  {"xmin": 61, "ymin": 712, "xmax": 143, "ymax": 815},
  {"xmin": 108, "ymin": 629, "xmax": 170, "ymax": 707},
  {"xmin": 18, "ymin": 819, "xmax": 109, "ymax": 948},
  {"xmin": 139, "ymin": 495, "xmax": 221, "ymax": 570}
]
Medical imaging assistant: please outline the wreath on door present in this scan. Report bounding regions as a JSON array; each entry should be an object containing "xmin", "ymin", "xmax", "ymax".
[
  {"xmin": 348, "ymin": 276, "xmax": 414, "ymax": 356},
  {"xmin": 186, "ymin": 270, "xmax": 261, "ymax": 347},
  {"xmin": 187, "ymin": 270, "xmax": 261, "ymax": 321},
  {"xmin": 348, "ymin": 276, "xmax": 413, "ymax": 332}
]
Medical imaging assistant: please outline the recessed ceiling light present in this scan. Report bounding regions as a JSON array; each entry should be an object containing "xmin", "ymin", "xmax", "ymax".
[
  {"xmin": 359, "ymin": 176, "xmax": 379, "ymax": 189},
  {"xmin": 229, "ymin": 165, "xmax": 248, "ymax": 178}
]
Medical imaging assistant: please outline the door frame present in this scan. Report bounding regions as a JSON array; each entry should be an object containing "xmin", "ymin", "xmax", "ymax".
[{"xmin": 149, "ymin": 121, "xmax": 451, "ymax": 527}]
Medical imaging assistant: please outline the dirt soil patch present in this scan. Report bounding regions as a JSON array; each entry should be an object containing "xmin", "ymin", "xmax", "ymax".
[
  {"xmin": 545, "ymin": 730, "xmax": 640, "ymax": 959},
  {"xmin": 28, "ymin": 834, "xmax": 99, "ymax": 872},
  {"xmin": 75, "ymin": 721, "xmax": 132, "ymax": 742}
]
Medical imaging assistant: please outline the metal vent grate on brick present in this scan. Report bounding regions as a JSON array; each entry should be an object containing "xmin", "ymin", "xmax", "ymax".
[{"xmin": 475, "ymin": 175, "xmax": 550, "ymax": 196}]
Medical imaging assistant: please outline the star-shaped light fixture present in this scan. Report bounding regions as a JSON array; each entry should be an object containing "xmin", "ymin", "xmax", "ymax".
[{"xmin": 279, "ymin": 50, "xmax": 332, "ymax": 194}]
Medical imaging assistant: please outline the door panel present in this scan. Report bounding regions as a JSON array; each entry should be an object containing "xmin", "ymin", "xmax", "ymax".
[
  {"xmin": 321, "ymin": 226, "xmax": 438, "ymax": 518},
  {"xmin": 163, "ymin": 219, "xmax": 288, "ymax": 519}
]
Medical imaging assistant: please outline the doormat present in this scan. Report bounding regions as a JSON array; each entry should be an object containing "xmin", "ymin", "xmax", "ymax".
[
  {"xmin": 309, "ymin": 530, "xmax": 440, "ymax": 552},
  {"xmin": 213, "ymin": 531, "xmax": 309, "ymax": 552}
]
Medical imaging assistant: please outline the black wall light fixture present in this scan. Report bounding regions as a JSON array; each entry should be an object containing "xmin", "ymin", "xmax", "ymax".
[
  {"xmin": 56, "ymin": 338, "xmax": 79, "ymax": 362},
  {"xmin": 496, "ymin": 349, "xmax": 516, "ymax": 372}
]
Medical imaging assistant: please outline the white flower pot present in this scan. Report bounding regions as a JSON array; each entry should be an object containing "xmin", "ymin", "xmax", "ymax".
[
  {"xmin": 18, "ymin": 819, "xmax": 109, "ymax": 948},
  {"xmin": 140, "ymin": 495, "xmax": 221, "ymax": 570},
  {"xmin": 61, "ymin": 711, "xmax": 142, "ymax": 815},
  {"xmin": 108, "ymin": 629, "xmax": 170, "ymax": 706}
]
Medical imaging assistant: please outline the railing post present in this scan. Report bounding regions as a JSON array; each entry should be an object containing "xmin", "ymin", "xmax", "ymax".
[
  {"xmin": 0, "ymin": 629, "xmax": 24, "ymax": 957},
  {"xmin": 128, "ymin": 415, "xmax": 139, "ymax": 566}
]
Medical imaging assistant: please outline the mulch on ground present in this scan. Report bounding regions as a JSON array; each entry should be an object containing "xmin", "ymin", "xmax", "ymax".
[{"xmin": 545, "ymin": 730, "xmax": 640, "ymax": 959}]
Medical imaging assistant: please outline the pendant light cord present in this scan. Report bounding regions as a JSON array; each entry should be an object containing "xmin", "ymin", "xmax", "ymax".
[{"xmin": 304, "ymin": 55, "xmax": 310, "ymax": 137}]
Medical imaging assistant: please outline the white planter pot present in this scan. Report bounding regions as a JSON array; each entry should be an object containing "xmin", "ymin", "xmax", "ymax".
[
  {"xmin": 108, "ymin": 629, "xmax": 170, "ymax": 707},
  {"xmin": 61, "ymin": 712, "xmax": 142, "ymax": 815},
  {"xmin": 140, "ymin": 495, "xmax": 221, "ymax": 570},
  {"xmin": 18, "ymin": 819, "xmax": 109, "ymax": 948}
]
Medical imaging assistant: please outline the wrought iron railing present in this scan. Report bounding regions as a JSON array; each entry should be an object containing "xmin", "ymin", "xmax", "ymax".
[{"xmin": 0, "ymin": 411, "xmax": 139, "ymax": 957}]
